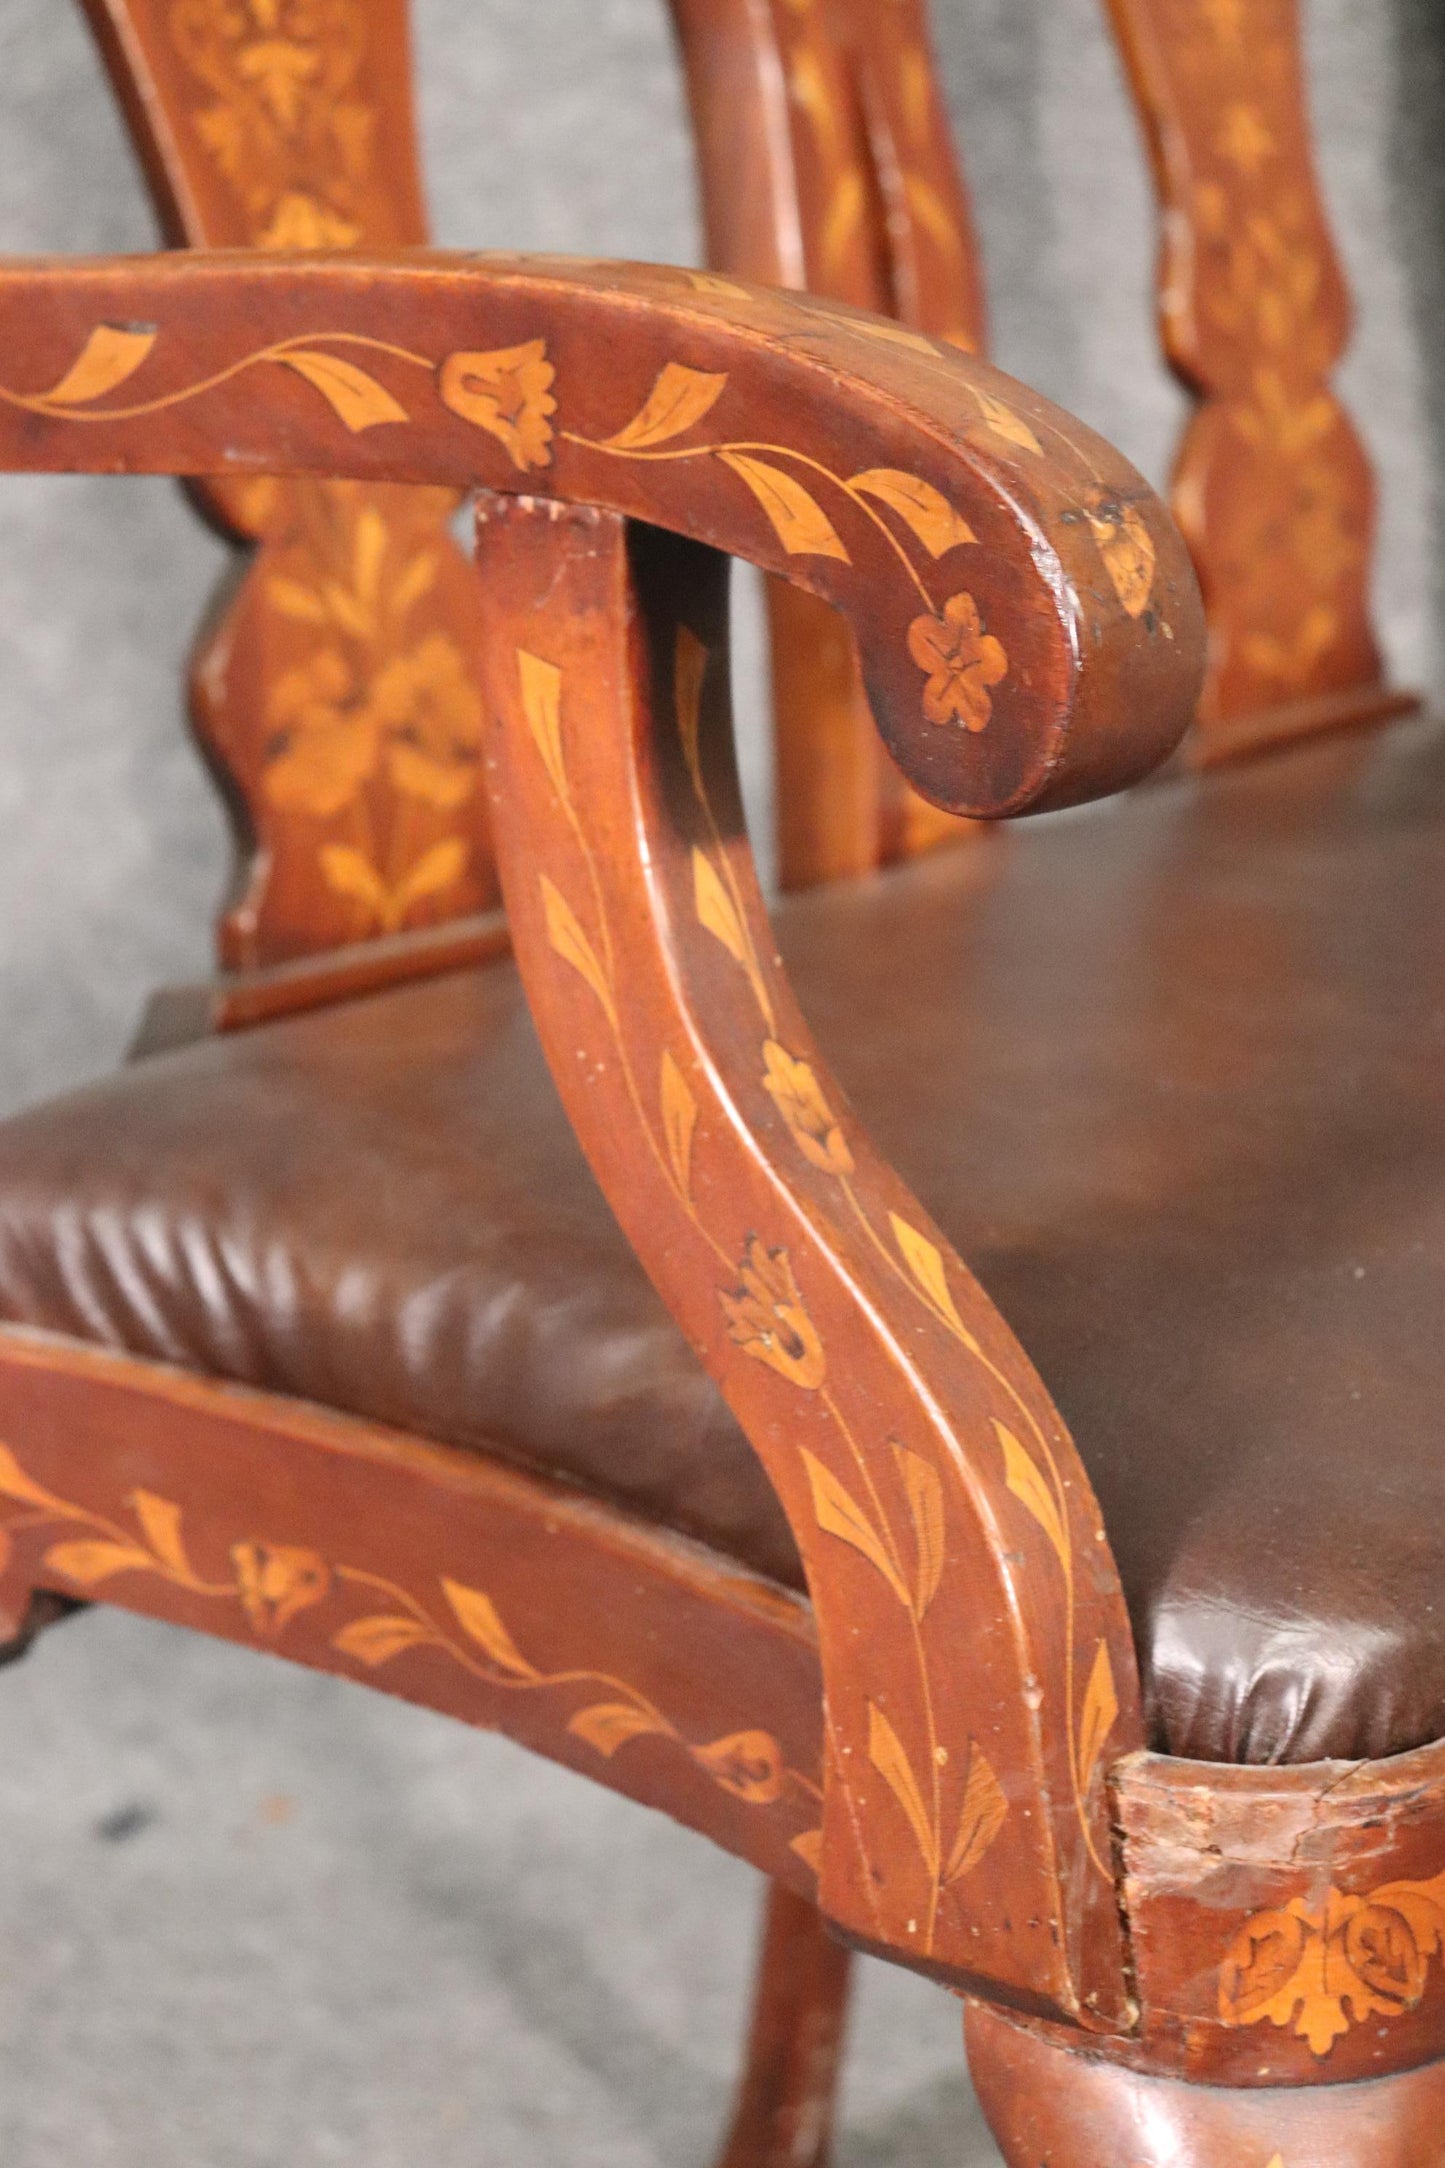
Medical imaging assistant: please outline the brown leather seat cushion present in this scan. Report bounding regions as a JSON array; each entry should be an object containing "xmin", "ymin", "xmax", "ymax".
[{"xmin": 1, "ymin": 719, "xmax": 1444, "ymax": 1766}]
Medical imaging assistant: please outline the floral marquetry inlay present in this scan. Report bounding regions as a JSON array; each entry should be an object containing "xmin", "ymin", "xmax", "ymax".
[
  {"xmin": 221, "ymin": 477, "xmax": 491, "ymax": 955},
  {"xmin": 102, "ymin": 0, "xmax": 491, "ymax": 958},
  {"xmin": 1220, "ymin": 1876, "xmax": 1445, "ymax": 2058},
  {"xmin": 439, "ymin": 342, "xmax": 557, "ymax": 471},
  {"xmin": 169, "ymin": 0, "xmax": 375, "ymax": 251},
  {"xmin": 908, "ymin": 593, "xmax": 1008, "ymax": 733},
  {"xmin": 0, "ymin": 319, "xmax": 1157, "ymax": 760},
  {"xmin": 1106, "ymin": 0, "xmax": 1385, "ymax": 728},
  {"xmin": 722, "ymin": 1239, "xmax": 828, "ymax": 1392},
  {"xmin": 0, "ymin": 1439, "xmax": 816, "ymax": 1823},
  {"xmin": 761, "ymin": 1041, "xmax": 854, "ymax": 1176},
  {"xmin": 499, "ymin": 592, "xmax": 1130, "ymax": 1970}
]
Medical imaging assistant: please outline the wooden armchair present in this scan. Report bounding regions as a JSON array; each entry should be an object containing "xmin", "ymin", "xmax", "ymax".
[
  {"xmin": 0, "ymin": 246, "xmax": 1202, "ymax": 2148},
  {"xmin": 4, "ymin": 8, "xmax": 1445, "ymax": 2168}
]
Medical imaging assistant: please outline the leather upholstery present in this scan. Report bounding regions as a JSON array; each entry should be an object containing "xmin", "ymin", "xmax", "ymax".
[{"xmin": 2, "ymin": 718, "xmax": 1444, "ymax": 1765}]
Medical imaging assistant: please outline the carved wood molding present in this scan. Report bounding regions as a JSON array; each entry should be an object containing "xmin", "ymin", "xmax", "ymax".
[
  {"xmin": 80, "ymin": 0, "xmax": 498, "ymax": 963},
  {"xmin": 1105, "ymin": 0, "xmax": 1403, "ymax": 755}
]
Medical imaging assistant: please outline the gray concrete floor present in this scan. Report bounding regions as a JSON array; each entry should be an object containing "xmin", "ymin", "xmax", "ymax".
[{"xmin": 0, "ymin": 1606, "xmax": 1003, "ymax": 2165}]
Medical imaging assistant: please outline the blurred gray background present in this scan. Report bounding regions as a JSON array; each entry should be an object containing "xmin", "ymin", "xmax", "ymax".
[{"xmin": 0, "ymin": 2, "xmax": 1440, "ymax": 2160}]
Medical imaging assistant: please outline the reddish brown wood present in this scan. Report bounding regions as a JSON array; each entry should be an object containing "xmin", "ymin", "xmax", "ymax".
[
  {"xmin": 717, "ymin": 1882, "xmax": 852, "ymax": 2168},
  {"xmin": 81, "ymin": 0, "xmax": 500, "ymax": 963},
  {"xmin": 1110, "ymin": 1739, "xmax": 1445, "ymax": 2087},
  {"xmin": 1, "ymin": 234, "xmax": 1443, "ymax": 2138},
  {"xmin": 966, "ymin": 1999, "xmax": 1445, "ymax": 2166},
  {"xmin": 0, "ymin": 247, "xmax": 1202, "ymax": 2016},
  {"xmin": 670, "ymin": 0, "xmax": 987, "ymax": 883},
  {"xmin": 80, "ymin": 0, "xmax": 428, "ymax": 249},
  {"xmin": 830, "ymin": 0, "xmax": 985, "ymax": 351},
  {"xmin": 0, "ymin": 253, "xmax": 1201, "ymax": 822},
  {"xmin": 130, "ymin": 908, "xmax": 512, "ymax": 1057},
  {"xmin": 1183, "ymin": 683, "xmax": 1421, "ymax": 770},
  {"xmin": 0, "ymin": 1326, "xmax": 823, "ymax": 1884},
  {"xmin": 1105, "ymin": 0, "xmax": 1414, "ymax": 759},
  {"xmin": 473, "ymin": 493, "xmax": 1142, "ymax": 2023},
  {"xmin": 188, "ymin": 477, "xmax": 499, "ymax": 964}
]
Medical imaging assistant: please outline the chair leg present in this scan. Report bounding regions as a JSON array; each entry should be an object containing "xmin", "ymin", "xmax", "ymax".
[
  {"xmin": 965, "ymin": 1998, "xmax": 1445, "ymax": 2166},
  {"xmin": 714, "ymin": 1881, "xmax": 853, "ymax": 2168}
]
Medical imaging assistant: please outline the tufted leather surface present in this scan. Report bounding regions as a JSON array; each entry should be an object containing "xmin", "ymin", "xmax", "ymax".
[{"xmin": 2, "ymin": 718, "xmax": 1445, "ymax": 1765}]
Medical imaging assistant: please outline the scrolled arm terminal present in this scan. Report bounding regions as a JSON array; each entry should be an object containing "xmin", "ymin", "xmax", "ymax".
[{"xmin": 0, "ymin": 250, "xmax": 1203, "ymax": 819}]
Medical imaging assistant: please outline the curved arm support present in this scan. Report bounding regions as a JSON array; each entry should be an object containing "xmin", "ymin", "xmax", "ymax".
[
  {"xmin": 0, "ymin": 250, "xmax": 1201, "ymax": 820},
  {"xmin": 0, "ymin": 247, "xmax": 1203, "ymax": 2024},
  {"xmin": 472, "ymin": 494, "xmax": 1142, "ymax": 2030}
]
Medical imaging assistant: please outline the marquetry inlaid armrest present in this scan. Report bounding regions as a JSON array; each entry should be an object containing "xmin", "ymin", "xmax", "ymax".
[
  {"xmin": 0, "ymin": 250, "xmax": 1202, "ymax": 821},
  {"xmin": 0, "ymin": 248, "xmax": 1204, "ymax": 2039}
]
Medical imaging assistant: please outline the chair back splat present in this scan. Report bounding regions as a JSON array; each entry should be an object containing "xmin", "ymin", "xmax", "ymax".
[
  {"xmin": 80, "ymin": 0, "xmax": 500, "ymax": 965},
  {"xmin": 671, "ymin": 0, "xmax": 989, "ymax": 882},
  {"xmin": 1104, "ymin": 0, "xmax": 1417, "ymax": 761},
  {"xmin": 82, "ymin": 0, "xmax": 1422, "ymax": 931}
]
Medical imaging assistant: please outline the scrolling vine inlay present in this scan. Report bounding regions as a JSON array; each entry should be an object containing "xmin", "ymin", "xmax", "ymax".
[
  {"xmin": 0, "ymin": 322, "xmax": 1156, "ymax": 742},
  {"xmin": 0, "ymin": 1438, "xmax": 816, "ymax": 1823}
]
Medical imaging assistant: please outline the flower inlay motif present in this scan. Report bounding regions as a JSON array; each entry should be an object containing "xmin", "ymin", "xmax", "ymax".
[
  {"xmin": 908, "ymin": 592, "xmax": 1008, "ymax": 732},
  {"xmin": 762, "ymin": 1041, "xmax": 855, "ymax": 1177},
  {"xmin": 721, "ymin": 1237, "xmax": 828, "ymax": 1392},
  {"xmin": 1220, "ymin": 1875, "xmax": 1445, "ymax": 2058}
]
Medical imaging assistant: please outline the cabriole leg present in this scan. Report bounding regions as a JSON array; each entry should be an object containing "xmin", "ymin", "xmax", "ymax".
[
  {"xmin": 715, "ymin": 1881, "xmax": 852, "ymax": 2168},
  {"xmin": 965, "ymin": 1999, "xmax": 1445, "ymax": 2167}
]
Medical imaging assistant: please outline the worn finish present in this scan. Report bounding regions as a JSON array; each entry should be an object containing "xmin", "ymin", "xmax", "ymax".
[
  {"xmin": 671, "ymin": 0, "xmax": 987, "ymax": 882},
  {"xmin": 16, "ymin": 720, "xmax": 1445, "ymax": 1780},
  {"xmin": 966, "ymin": 2000, "xmax": 1445, "ymax": 2166},
  {"xmin": 1105, "ymin": 0, "xmax": 1414, "ymax": 759},
  {"xmin": 1113, "ymin": 1737, "xmax": 1445, "ymax": 2086},
  {"xmin": 81, "ymin": 0, "xmax": 499, "ymax": 962},
  {"xmin": 0, "ymin": 218, "xmax": 1442, "ymax": 2151},
  {"xmin": 765, "ymin": 717, "xmax": 1445, "ymax": 1776},
  {"xmin": 0, "ymin": 247, "xmax": 1199, "ymax": 2014}
]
